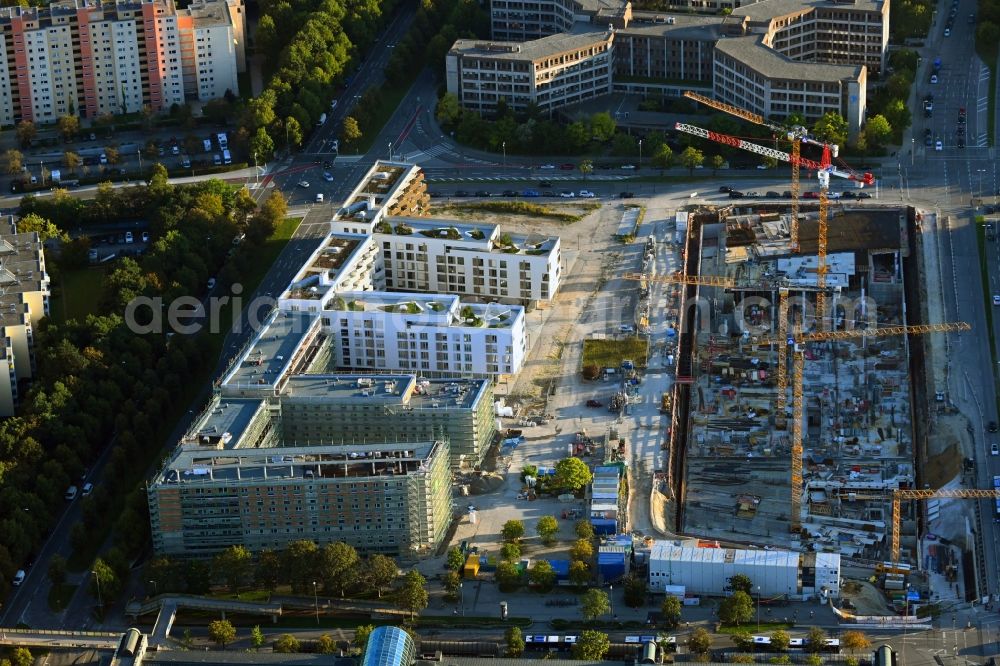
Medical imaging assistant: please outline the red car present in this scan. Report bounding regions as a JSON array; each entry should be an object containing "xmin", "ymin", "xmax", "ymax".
[
  {"xmin": 586, "ymin": 399, "xmax": 602, "ymax": 408},
  {"xmin": 560, "ymin": 163, "xmax": 575, "ymax": 170},
  {"xmin": 803, "ymin": 191, "xmax": 819, "ymax": 199}
]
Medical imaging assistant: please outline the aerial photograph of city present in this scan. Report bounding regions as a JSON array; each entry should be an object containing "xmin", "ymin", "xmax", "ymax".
[{"xmin": 0, "ymin": 0, "xmax": 998, "ymax": 663}]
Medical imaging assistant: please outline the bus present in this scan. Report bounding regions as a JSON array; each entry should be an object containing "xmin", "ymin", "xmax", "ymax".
[{"xmin": 993, "ymin": 476, "xmax": 1000, "ymax": 520}]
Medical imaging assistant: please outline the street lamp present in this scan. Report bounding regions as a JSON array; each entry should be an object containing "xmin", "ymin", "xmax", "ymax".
[
  {"xmin": 756, "ymin": 585, "xmax": 761, "ymax": 631},
  {"xmin": 459, "ymin": 582, "xmax": 465, "ymax": 616},
  {"xmin": 312, "ymin": 581, "xmax": 319, "ymax": 625},
  {"xmin": 388, "ymin": 142, "xmax": 393, "ymax": 162},
  {"xmin": 148, "ymin": 580, "xmax": 158, "ymax": 597},
  {"xmin": 609, "ymin": 584, "xmax": 615, "ymax": 618},
  {"xmin": 137, "ymin": 148, "xmax": 143, "ymax": 176},
  {"xmin": 638, "ymin": 139, "xmax": 643, "ymax": 169},
  {"xmin": 502, "ymin": 141, "xmax": 506, "ymax": 169},
  {"xmin": 910, "ymin": 137, "xmax": 915, "ymax": 167}
]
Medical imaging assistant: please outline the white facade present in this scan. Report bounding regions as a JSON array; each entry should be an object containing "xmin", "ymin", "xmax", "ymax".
[
  {"xmin": 323, "ymin": 292, "xmax": 526, "ymax": 376},
  {"xmin": 648, "ymin": 542, "xmax": 840, "ymax": 600},
  {"xmin": 190, "ymin": 21, "xmax": 238, "ymax": 100}
]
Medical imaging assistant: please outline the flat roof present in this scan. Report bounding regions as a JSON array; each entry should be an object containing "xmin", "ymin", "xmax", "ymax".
[
  {"xmin": 620, "ymin": 14, "xmax": 728, "ymax": 39},
  {"xmin": 156, "ymin": 441, "xmax": 442, "ymax": 485},
  {"xmin": 222, "ymin": 311, "xmax": 316, "ymax": 389},
  {"xmin": 731, "ymin": 0, "xmax": 883, "ymax": 21},
  {"xmin": 715, "ymin": 35, "xmax": 863, "ymax": 81},
  {"xmin": 282, "ymin": 374, "xmax": 489, "ymax": 409},
  {"xmin": 384, "ymin": 215, "xmax": 497, "ymax": 243},
  {"xmin": 452, "ymin": 28, "xmax": 613, "ymax": 62},
  {"xmin": 184, "ymin": 398, "xmax": 266, "ymax": 448},
  {"xmin": 649, "ymin": 542, "xmax": 804, "ymax": 567}
]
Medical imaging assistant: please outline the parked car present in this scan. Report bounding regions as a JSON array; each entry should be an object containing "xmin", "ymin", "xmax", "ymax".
[
  {"xmin": 297, "ymin": 180, "xmax": 310, "ymax": 188},
  {"xmin": 719, "ymin": 186, "xmax": 732, "ymax": 193},
  {"xmin": 141, "ymin": 232, "xmax": 149, "ymax": 242},
  {"xmin": 619, "ymin": 191, "xmax": 635, "ymax": 199},
  {"xmin": 475, "ymin": 190, "xmax": 491, "ymax": 197},
  {"xmin": 586, "ymin": 399, "xmax": 603, "ymax": 408},
  {"xmin": 454, "ymin": 190, "xmax": 470, "ymax": 197},
  {"xmin": 560, "ymin": 163, "xmax": 575, "ymax": 170},
  {"xmin": 12, "ymin": 570, "xmax": 25, "ymax": 586},
  {"xmin": 538, "ymin": 181, "xmax": 553, "ymax": 188},
  {"xmin": 990, "ymin": 421, "xmax": 999, "ymax": 432},
  {"xmin": 620, "ymin": 164, "xmax": 637, "ymax": 170},
  {"xmin": 935, "ymin": 140, "xmax": 943, "ymax": 151},
  {"xmin": 503, "ymin": 190, "xmax": 518, "ymax": 197},
  {"xmin": 578, "ymin": 190, "xmax": 596, "ymax": 198},
  {"xmin": 728, "ymin": 191, "xmax": 744, "ymax": 199},
  {"xmin": 766, "ymin": 191, "xmax": 780, "ymax": 198},
  {"xmin": 560, "ymin": 191, "xmax": 575, "ymax": 198},
  {"xmin": 208, "ymin": 277, "xmax": 217, "ymax": 290},
  {"xmin": 539, "ymin": 164, "xmax": 556, "ymax": 170},
  {"xmin": 81, "ymin": 482, "xmax": 94, "ymax": 497}
]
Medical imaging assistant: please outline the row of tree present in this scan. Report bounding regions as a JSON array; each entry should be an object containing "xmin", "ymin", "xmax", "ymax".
[{"xmin": 0, "ymin": 171, "xmax": 287, "ymax": 597}]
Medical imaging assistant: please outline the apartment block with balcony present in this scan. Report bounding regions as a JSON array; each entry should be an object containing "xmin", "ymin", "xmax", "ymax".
[
  {"xmin": 147, "ymin": 438, "xmax": 454, "ymax": 557},
  {"xmin": 445, "ymin": 29, "xmax": 614, "ymax": 114},
  {"xmin": 0, "ymin": 220, "xmax": 50, "ymax": 416},
  {"xmin": 0, "ymin": 0, "xmax": 244, "ymax": 125}
]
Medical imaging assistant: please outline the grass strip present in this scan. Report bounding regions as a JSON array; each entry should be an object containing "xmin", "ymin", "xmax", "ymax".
[
  {"xmin": 444, "ymin": 201, "xmax": 598, "ymax": 223},
  {"xmin": 582, "ymin": 337, "xmax": 650, "ymax": 371}
]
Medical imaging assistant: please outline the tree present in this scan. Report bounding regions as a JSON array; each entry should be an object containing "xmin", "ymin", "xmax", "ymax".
[
  {"xmin": 661, "ymin": 595, "xmax": 682, "ymax": 628},
  {"xmin": 978, "ymin": 22, "xmax": 1000, "ymax": 56},
  {"xmin": 687, "ymin": 627, "xmax": 712, "ymax": 655},
  {"xmin": 730, "ymin": 655, "xmax": 756, "ymax": 663},
  {"xmin": 769, "ymin": 656, "xmax": 792, "ymax": 665},
  {"xmin": 365, "ymin": 554, "xmax": 398, "ymax": 597},
  {"xmin": 805, "ymin": 656, "xmax": 824, "ymax": 666},
  {"xmin": 581, "ymin": 588, "xmax": 611, "ymax": 620},
  {"xmin": 213, "ymin": 545, "xmax": 251, "ymax": 593},
  {"xmin": 16, "ymin": 213, "xmax": 67, "ymax": 242},
  {"xmin": 208, "ymin": 619, "xmax": 236, "ymax": 649},
  {"xmin": 652, "ymin": 144, "xmax": 674, "ymax": 170},
  {"xmin": 501, "ymin": 519, "xmax": 525, "ymax": 543},
  {"xmin": 679, "ymin": 146, "xmax": 705, "ymax": 175},
  {"xmin": 443, "ymin": 570, "xmax": 462, "ymax": 600},
  {"xmin": 91, "ymin": 557, "xmax": 120, "ymax": 606},
  {"xmin": 48, "ymin": 554, "xmax": 67, "ymax": 587},
  {"xmin": 729, "ymin": 574, "xmax": 753, "ymax": 594},
  {"xmin": 573, "ymin": 630, "xmax": 611, "ymax": 660},
  {"xmin": 590, "ymin": 112, "xmax": 616, "ymax": 142},
  {"xmin": 396, "ymin": 569, "xmax": 429, "ymax": 619},
  {"xmin": 841, "ymin": 630, "xmax": 871, "ymax": 655},
  {"xmin": 575, "ymin": 520, "xmax": 594, "ymax": 540},
  {"xmin": 553, "ymin": 457, "xmax": 593, "ymax": 491},
  {"xmin": 805, "ymin": 626, "xmax": 827, "ymax": 653},
  {"xmin": 342, "ymin": 116, "xmax": 362, "ymax": 145},
  {"xmin": 274, "ymin": 634, "xmax": 300, "ymax": 653},
  {"xmin": 579, "ymin": 159, "xmax": 594, "ymax": 180},
  {"xmin": 104, "ymin": 146, "xmax": 120, "ymax": 165},
  {"xmin": 528, "ymin": 560, "xmax": 556, "ymax": 592},
  {"xmin": 320, "ymin": 541, "xmax": 359, "ymax": 597},
  {"xmin": 500, "ymin": 542, "xmax": 521, "ymax": 562},
  {"xmin": 255, "ymin": 549, "xmax": 281, "ymax": 590},
  {"xmin": 770, "ymin": 629, "xmax": 791, "ymax": 652},
  {"xmin": 568, "ymin": 560, "xmax": 590, "ymax": 588},
  {"xmin": 570, "ymin": 538, "xmax": 594, "ymax": 562},
  {"xmin": 250, "ymin": 127, "xmax": 275, "ymax": 161},
  {"xmin": 862, "ymin": 114, "xmax": 892, "ymax": 148},
  {"xmin": 711, "ymin": 154, "xmax": 726, "ymax": 175},
  {"xmin": 57, "ymin": 114, "xmax": 80, "ymax": 141},
  {"xmin": 250, "ymin": 626, "xmax": 266, "ymax": 651},
  {"xmin": 732, "ymin": 631, "xmax": 755, "ymax": 651},
  {"xmin": 11, "ymin": 648, "xmax": 33, "ymax": 666},
  {"xmin": 16, "ymin": 120, "xmax": 36, "ymax": 148},
  {"xmin": 354, "ymin": 624, "xmax": 375, "ymax": 649},
  {"xmin": 495, "ymin": 561, "xmax": 522, "ymax": 591},
  {"xmin": 283, "ymin": 116, "xmax": 303, "ymax": 150},
  {"xmin": 536, "ymin": 515, "xmax": 559, "ymax": 545},
  {"xmin": 3, "ymin": 149, "xmax": 22, "ymax": 175},
  {"xmin": 812, "ymin": 112, "xmax": 848, "ymax": 146},
  {"xmin": 505, "ymin": 626, "xmax": 525, "ymax": 657},
  {"xmin": 719, "ymin": 590, "xmax": 754, "ymax": 626},
  {"xmin": 622, "ymin": 574, "xmax": 646, "ymax": 608},
  {"xmin": 316, "ymin": 635, "xmax": 337, "ymax": 654},
  {"xmin": 436, "ymin": 93, "xmax": 462, "ymax": 126},
  {"xmin": 446, "ymin": 546, "xmax": 466, "ymax": 571},
  {"xmin": 63, "ymin": 151, "xmax": 82, "ymax": 171}
]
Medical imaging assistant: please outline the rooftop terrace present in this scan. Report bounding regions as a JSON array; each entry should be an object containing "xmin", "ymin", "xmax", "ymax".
[{"xmin": 286, "ymin": 236, "xmax": 365, "ymax": 300}]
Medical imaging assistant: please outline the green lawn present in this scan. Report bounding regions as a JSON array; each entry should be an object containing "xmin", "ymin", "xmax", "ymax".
[
  {"xmin": 582, "ymin": 337, "xmax": 649, "ymax": 371},
  {"xmin": 48, "ymin": 583, "xmax": 77, "ymax": 612},
  {"xmin": 51, "ymin": 266, "xmax": 107, "ymax": 324},
  {"xmin": 718, "ymin": 622, "xmax": 794, "ymax": 634}
]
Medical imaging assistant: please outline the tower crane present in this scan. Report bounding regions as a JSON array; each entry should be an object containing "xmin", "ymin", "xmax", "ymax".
[
  {"xmin": 758, "ymin": 321, "xmax": 970, "ymax": 533},
  {"xmin": 833, "ymin": 488, "xmax": 1000, "ymax": 565},
  {"xmin": 675, "ymin": 117, "xmax": 874, "ymax": 325}
]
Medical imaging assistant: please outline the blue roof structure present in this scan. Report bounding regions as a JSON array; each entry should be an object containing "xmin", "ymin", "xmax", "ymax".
[{"xmin": 362, "ymin": 627, "xmax": 415, "ymax": 666}]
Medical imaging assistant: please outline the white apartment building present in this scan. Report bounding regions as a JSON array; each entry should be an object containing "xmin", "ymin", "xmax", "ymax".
[
  {"xmin": 445, "ymin": 30, "xmax": 614, "ymax": 113},
  {"xmin": 0, "ymin": 0, "xmax": 243, "ymax": 125},
  {"xmin": 0, "ymin": 220, "xmax": 50, "ymax": 416}
]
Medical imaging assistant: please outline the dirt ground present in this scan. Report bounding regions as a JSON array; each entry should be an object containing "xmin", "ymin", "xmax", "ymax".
[
  {"xmin": 924, "ymin": 438, "xmax": 964, "ymax": 489},
  {"xmin": 840, "ymin": 579, "xmax": 891, "ymax": 616}
]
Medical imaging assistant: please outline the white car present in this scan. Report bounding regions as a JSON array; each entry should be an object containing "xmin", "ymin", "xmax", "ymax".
[
  {"xmin": 578, "ymin": 190, "xmax": 595, "ymax": 198},
  {"xmin": 620, "ymin": 164, "xmax": 637, "ymax": 170},
  {"xmin": 323, "ymin": 172, "xmax": 335, "ymax": 182},
  {"xmin": 539, "ymin": 164, "xmax": 556, "ymax": 170},
  {"xmin": 82, "ymin": 482, "xmax": 94, "ymax": 497},
  {"xmin": 931, "ymin": 74, "xmax": 939, "ymax": 84},
  {"xmin": 207, "ymin": 277, "xmax": 217, "ymax": 290},
  {"xmin": 297, "ymin": 180, "xmax": 310, "ymax": 188},
  {"xmin": 316, "ymin": 193, "xmax": 325, "ymax": 203},
  {"xmin": 12, "ymin": 569, "xmax": 25, "ymax": 586},
  {"xmin": 560, "ymin": 191, "xmax": 576, "ymax": 198},
  {"xmin": 935, "ymin": 140, "xmax": 943, "ymax": 151},
  {"xmin": 993, "ymin": 294, "xmax": 1000, "ymax": 306},
  {"xmin": 827, "ymin": 192, "xmax": 842, "ymax": 200},
  {"xmin": 756, "ymin": 164, "xmax": 769, "ymax": 170},
  {"xmin": 125, "ymin": 231, "xmax": 134, "ymax": 244},
  {"xmin": 944, "ymin": 27, "xmax": 951, "ymax": 36},
  {"xmin": 992, "ymin": 442, "xmax": 999, "ymax": 456},
  {"xmin": 171, "ymin": 145, "xmax": 180, "ymax": 155}
]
